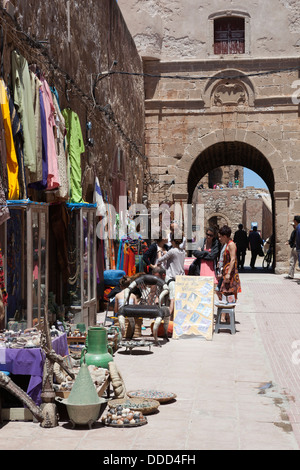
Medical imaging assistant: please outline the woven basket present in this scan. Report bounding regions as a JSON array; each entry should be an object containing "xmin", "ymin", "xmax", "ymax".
[
  {"xmin": 127, "ymin": 390, "xmax": 177, "ymax": 404},
  {"xmin": 109, "ymin": 397, "xmax": 160, "ymax": 415}
]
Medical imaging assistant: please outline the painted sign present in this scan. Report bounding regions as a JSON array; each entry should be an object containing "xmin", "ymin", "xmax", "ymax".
[{"xmin": 173, "ymin": 276, "xmax": 214, "ymax": 340}]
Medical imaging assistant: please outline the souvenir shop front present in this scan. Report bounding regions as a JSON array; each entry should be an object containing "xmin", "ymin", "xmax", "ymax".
[
  {"xmin": 0, "ymin": 46, "xmax": 100, "ymax": 330},
  {"xmin": 0, "ymin": 200, "xmax": 98, "ymax": 330},
  {"xmin": 0, "ymin": 200, "xmax": 49, "ymax": 330},
  {"xmin": 64, "ymin": 203, "xmax": 97, "ymax": 327}
]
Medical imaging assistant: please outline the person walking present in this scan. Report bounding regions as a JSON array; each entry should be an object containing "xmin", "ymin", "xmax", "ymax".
[
  {"xmin": 233, "ymin": 223, "xmax": 248, "ymax": 270},
  {"xmin": 248, "ymin": 226, "xmax": 264, "ymax": 269},
  {"xmin": 285, "ymin": 222, "xmax": 297, "ymax": 279},
  {"xmin": 294, "ymin": 216, "xmax": 300, "ymax": 267}
]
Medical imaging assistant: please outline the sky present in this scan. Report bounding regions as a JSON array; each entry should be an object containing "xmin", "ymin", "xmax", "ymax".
[{"xmin": 243, "ymin": 168, "xmax": 268, "ymax": 190}]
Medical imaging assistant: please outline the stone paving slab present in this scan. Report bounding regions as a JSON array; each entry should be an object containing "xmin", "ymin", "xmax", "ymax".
[{"xmin": 1, "ymin": 270, "xmax": 300, "ymax": 450}]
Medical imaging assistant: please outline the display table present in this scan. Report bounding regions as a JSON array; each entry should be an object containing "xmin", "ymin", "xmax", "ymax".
[
  {"xmin": 0, "ymin": 333, "xmax": 69, "ymax": 405},
  {"xmin": 67, "ymin": 336, "xmax": 86, "ymax": 345}
]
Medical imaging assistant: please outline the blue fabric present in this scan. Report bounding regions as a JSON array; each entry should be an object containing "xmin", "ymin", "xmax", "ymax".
[{"xmin": 104, "ymin": 269, "xmax": 126, "ymax": 286}]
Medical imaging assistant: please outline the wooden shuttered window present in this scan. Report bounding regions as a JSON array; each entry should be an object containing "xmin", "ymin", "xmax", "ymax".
[{"xmin": 214, "ymin": 17, "xmax": 245, "ymax": 54}]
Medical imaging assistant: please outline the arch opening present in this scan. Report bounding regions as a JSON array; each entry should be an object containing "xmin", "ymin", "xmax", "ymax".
[
  {"xmin": 187, "ymin": 140, "xmax": 275, "ymax": 270},
  {"xmin": 187, "ymin": 141, "xmax": 274, "ymax": 202}
]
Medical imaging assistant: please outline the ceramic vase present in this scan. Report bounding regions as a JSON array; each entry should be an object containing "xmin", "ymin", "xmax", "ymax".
[{"xmin": 80, "ymin": 326, "xmax": 113, "ymax": 369}]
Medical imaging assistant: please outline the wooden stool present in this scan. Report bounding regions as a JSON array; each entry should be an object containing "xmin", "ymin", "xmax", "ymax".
[{"xmin": 214, "ymin": 303, "xmax": 236, "ymax": 334}]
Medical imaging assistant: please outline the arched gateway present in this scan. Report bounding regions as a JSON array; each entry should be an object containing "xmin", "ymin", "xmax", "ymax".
[
  {"xmin": 147, "ymin": 129, "xmax": 291, "ymax": 274},
  {"xmin": 179, "ymin": 131, "xmax": 287, "ymax": 273}
]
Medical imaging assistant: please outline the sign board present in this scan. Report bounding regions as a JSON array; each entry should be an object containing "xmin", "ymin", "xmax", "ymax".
[{"xmin": 173, "ymin": 276, "xmax": 214, "ymax": 340}]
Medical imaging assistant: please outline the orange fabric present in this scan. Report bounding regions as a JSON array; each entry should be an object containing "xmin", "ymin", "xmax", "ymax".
[{"xmin": 0, "ymin": 80, "xmax": 19, "ymax": 199}]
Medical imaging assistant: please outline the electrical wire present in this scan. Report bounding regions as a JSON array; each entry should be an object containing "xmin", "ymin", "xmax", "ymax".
[{"xmin": 94, "ymin": 66, "xmax": 300, "ymax": 82}]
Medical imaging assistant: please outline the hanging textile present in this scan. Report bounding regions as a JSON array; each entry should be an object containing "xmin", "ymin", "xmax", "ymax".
[
  {"xmin": 0, "ymin": 79, "xmax": 19, "ymax": 199},
  {"xmin": 52, "ymin": 92, "xmax": 69, "ymax": 199},
  {"xmin": 94, "ymin": 176, "xmax": 106, "ymax": 217},
  {"xmin": 116, "ymin": 236, "xmax": 148, "ymax": 275},
  {"xmin": 6, "ymin": 209, "xmax": 22, "ymax": 319},
  {"xmin": 29, "ymin": 70, "xmax": 43, "ymax": 182},
  {"xmin": 40, "ymin": 77, "xmax": 60, "ymax": 190},
  {"xmin": 7, "ymin": 88, "xmax": 27, "ymax": 200},
  {"xmin": 11, "ymin": 50, "xmax": 36, "ymax": 173},
  {"xmin": 0, "ymin": 91, "xmax": 7, "ymax": 197},
  {"xmin": 62, "ymin": 108, "xmax": 85, "ymax": 203},
  {"xmin": 28, "ymin": 86, "xmax": 48, "ymax": 190},
  {"xmin": 0, "ymin": 92, "xmax": 9, "ymax": 224}
]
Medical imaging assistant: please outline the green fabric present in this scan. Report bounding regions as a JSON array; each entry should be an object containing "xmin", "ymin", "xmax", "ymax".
[
  {"xmin": 11, "ymin": 50, "xmax": 36, "ymax": 173},
  {"xmin": 62, "ymin": 108, "xmax": 85, "ymax": 203}
]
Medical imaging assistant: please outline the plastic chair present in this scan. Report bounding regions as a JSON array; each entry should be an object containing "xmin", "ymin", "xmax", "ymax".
[{"xmin": 117, "ymin": 274, "xmax": 170, "ymax": 345}]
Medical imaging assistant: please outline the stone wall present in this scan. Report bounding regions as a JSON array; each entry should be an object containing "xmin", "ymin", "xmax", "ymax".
[
  {"xmin": 195, "ymin": 187, "xmax": 272, "ymax": 241},
  {"xmin": 118, "ymin": 0, "xmax": 300, "ymax": 61},
  {"xmin": 3, "ymin": 0, "xmax": 145, "ymax": 205},
  {"xmin": 141, "ymin": 56, "xmax": 299, "ymax": 273}
]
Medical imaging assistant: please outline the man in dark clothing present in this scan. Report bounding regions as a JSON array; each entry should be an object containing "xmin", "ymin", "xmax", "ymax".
[
  {"xmin": 294, "ymin": 216, "xmax": 300, "ymax": 268},
  {"xmin": 233, "ymin": 224, "xmax": 248, "ymax": 269},
  {"xmin": 142, "ymin": 237, "xmax": 167, "ymax": 274},
  {"xmin": 285, "ymin": 223, "xmax": 296, "ymax": 279},
  {"xmin": 248, "ymin": 226, "xmax": 263, "ymax": 269}
]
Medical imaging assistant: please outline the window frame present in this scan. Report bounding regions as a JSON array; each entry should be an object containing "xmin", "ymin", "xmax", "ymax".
[{"xmin": 208, "ymin": 10, "xmax": 251, "ymax": 56}]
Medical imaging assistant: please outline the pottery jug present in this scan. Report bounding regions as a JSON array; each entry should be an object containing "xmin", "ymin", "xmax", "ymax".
[{"xmin": 80, "ymin": 327, "xmax": 113, "ymax": 369}]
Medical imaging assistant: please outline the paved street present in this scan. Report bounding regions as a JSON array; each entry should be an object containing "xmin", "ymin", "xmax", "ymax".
[{"xmin": 1, "ymin": 260, "xmax": 300, "ymax": 450}]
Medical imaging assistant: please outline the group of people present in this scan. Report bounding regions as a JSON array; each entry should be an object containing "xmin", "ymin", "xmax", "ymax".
[
  {"xmin": 233, "ymin": 224, "xmax": 264, "ymax": 270},
  {"xmin": 190, "ymin": 225, "xmax": 241, "ymax": 304},
  {"xmin": 213, "ymin": 180, "xmax": 239, "ymax": 189},
  {"xmin": 142, "ymin": 222, "xmax": 241, "ymax": 313},
  {"xmin": 114, "ymin": 222, "xmax": 242, "ymax": 332},
  {"xmin": 112, "ymin": 216, "xmax": 300, "ymax": 333}
]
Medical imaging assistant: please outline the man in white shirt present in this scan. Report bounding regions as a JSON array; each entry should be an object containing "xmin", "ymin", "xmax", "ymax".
[{"xmin": 156, "ymin": 234, "xmax": 186, "ymax": 319}]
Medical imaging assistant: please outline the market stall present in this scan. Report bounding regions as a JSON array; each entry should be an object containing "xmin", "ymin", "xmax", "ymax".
[
  {"xmin": 0, "ymin": 331, "xmax": 68, "ymax": 405},
  {"xmin": 1, "ymin": 200, "xmax": 49, "ymax": 330},
  {"xmin": 65, "ymin": 203, "xmax": 97, "ymax": 328}
]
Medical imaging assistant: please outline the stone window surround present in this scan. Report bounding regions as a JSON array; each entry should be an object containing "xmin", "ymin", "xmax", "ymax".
[{"xmin": 208, "ymin": 10, "xmax": 251, "ymax": 56}]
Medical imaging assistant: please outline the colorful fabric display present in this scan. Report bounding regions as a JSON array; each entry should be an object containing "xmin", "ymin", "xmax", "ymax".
[{"xmin": 62, "ymin": 108, "xmax": 85, "ymax": 203}]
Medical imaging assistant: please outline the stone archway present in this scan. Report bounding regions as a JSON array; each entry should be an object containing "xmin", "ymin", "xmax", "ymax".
[
  {"xmin": 168, "ymin": 129, "xmax": 290, "ymax": 274},
  {"xmin": 207, "ymin": 212, "xmax": 230, "ymax": 232},
  {"xmin": 173, "ymin": 130, "xmax": 289, "ymax": 273},
  {"xmin": 186, "ymin": 140, "xmax": 276, "ymax": 200}
]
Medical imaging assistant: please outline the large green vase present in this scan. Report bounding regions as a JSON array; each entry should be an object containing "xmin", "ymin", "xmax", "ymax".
[{"xmin": 80, "ymin": 327, "xmax": 114, "ymax": 369}]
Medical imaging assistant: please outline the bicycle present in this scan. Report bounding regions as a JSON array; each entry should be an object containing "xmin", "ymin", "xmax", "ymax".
[{"xmin": 262, "ymin": 247, "xmax": 273, "ymax": 269}]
